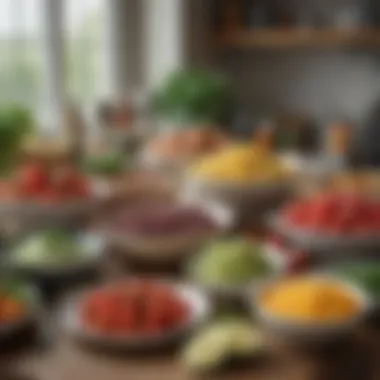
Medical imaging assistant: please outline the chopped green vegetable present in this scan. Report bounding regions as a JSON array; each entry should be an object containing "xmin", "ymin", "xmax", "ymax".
[
  {"xmin": 182, "ymin": 319, "xmax": 264, "ymax": 372},
  {"xmin": 84, "ymin": 152, "xmax": 127, "ymax": 175},
  {"xmin": 13, "ymin": 230, "xmax": 85, "ymax": 266},
  {"xmin": 190, "ymin": 238, "xmax": 271, "ymax": 287}
]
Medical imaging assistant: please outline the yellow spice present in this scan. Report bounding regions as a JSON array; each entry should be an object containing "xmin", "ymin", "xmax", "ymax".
[
  {"xmin": 192, "ymin": 143, "xmax": 287, "ymax": 182},
  {"xmin": 261, "ymin": 278, "xmax": 360, "ymax": 323}
]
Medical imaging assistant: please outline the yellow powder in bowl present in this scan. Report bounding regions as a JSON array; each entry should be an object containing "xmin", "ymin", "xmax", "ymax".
[{"xmin": 260, "ymin": 277, "xmax": 363, "ymax": 324}]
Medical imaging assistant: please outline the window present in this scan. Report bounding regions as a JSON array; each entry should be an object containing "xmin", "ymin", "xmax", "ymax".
[
  {"xmin": 65, "ymin": 0, "xmax": 106, "ymax": 104},
  {"xmin": 0, "ymin": 0, "xmax": 44, "ymax": 107},
  {"xmin": 0, "ymin": 0, "xmax": 106, "ymax": 129}
]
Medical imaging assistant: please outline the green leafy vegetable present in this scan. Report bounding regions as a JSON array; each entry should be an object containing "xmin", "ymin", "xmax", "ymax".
[
  {"xmin": 84, "ymin": 152, "xmax": 127, "ymax": 175},
  {"xmin": 152, "ymin": 68, "xmax": 232, "ymax": 125},
  {"xmin": 13, "ymin": 230, "xmax": 84, "ymax": 266},
  {"xmin": 0, "ymin": 104, "xmax": 34, "ymax": 173}
]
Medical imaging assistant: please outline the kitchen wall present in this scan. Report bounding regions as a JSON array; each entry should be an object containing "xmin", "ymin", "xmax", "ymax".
[
  {"xmin": 186, "ymin": 0, "xmax": 380, "ymax": 129},
  {"xmin": 219, "ymin": 50, "xmax": 380, "ymax": 126}
]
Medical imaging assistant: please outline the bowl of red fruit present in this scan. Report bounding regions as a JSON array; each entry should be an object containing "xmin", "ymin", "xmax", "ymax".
[
  {"xmin": 61, "ymin": 278, "xmax": 211, "ymax": 351},
  {"xmin": 101, "ymin": 199, "xmax": 234, "ymax": 265},
  {"xmin": 271, "ymin": 192, "xmax": 380, "ymax": 253},
  {"xmin": 0, "ymin": 162, "xmax": 102, "ymax": 221}
]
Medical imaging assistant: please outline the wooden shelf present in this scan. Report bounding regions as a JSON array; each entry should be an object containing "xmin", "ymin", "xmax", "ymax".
[{"xmin": 216, "ymin": 29, "xmax": 380, "ymax": 50}]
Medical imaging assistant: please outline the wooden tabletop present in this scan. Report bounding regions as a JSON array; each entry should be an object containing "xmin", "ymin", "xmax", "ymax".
[{"xmin": 3, "ymin": 324, "xmax": 379, "ymax": 380}]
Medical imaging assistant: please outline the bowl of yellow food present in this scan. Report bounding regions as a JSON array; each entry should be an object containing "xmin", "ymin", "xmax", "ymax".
[
  {"xmin": 185, "ymin": 143, "xmax": 292, "ymax": 208},
  {"xmin": 251, "ymin": 274, "xmax": 370, "ymax": 344}
]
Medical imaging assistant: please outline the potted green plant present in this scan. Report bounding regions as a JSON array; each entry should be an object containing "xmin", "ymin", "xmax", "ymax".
[
  {"xmin": 152, "ymin": 68, "xmax": 232, "ymax": 129},
  {"xmin": 0, "ymin": 104, "xmax": 34, "ymax": 173}
]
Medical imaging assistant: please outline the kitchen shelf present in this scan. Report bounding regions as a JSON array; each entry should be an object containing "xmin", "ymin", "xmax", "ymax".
[{"xmin": 216, "ymin": 29, "xmax": 380, "ymax": 50}]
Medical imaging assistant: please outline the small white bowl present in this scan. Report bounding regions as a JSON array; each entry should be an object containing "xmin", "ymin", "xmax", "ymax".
[
  {"xmin": 184, "ymin": 174, "xmax": 291, "ymax": 209},
  {"xmin": 251, "ymin": 274, "xmax": 371, "ymax": 344},
  {"xmin": 269, "ymin": 213, "xmax": 380, "ymax": 255},
  {"xmin": 101, "ymin": 199, "xmax": 235, "ymax": 265},
  {"xmin": 6, "ymin": 233, "xmax": 105, "ymax": 280},
  {"xmin": 61, "ymin": 280, "xmax": 212, "ymax": 351}
]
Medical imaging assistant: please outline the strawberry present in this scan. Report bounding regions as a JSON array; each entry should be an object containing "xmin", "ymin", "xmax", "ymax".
[{"xmin": 16, "ymin": 163, "xmax": 49, "ymax": 197}]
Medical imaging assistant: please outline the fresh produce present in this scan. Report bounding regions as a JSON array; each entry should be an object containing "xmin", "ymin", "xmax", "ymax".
[
  {"xmin": 13, "ymin": 230, "xmax": 87, "ymax": 266},
  {"xmin": 0, "ymin": 279, "xmax": 30, "ymax": 324},
  {"xmin": 283, "ymin": 192, "xmax": 380, "ymax": 235},
  {"xmin": 190, "ymin": 238, "xmax": 271, "ymax": 287},
  {"xmin": 182, "ymin": 318, "xmax": 264, "ymax": 372},
  {"xmin": 335, "ymin": 263, "xmax": 380, "ymax": 297},
  {"xmin": 81, "ymin": 280, "xmax": 190, "ymax": 335},
  {"xmin": 0, "ymin": 104, "xmax": 33, "ymax": 173},
  {"xmin": 84, "ymin": 152, "xmax": 127, "ymax": 176},
  {"xmin": 111, "ymin": 204, "xmax": 217, "ymax": 236},
  {"xmin": 152, "ymin": 69, "xmax": 232, "ymax": 125},
  {"xmin": 191, "ymin": 143, "xmax": 288, "ymax": 183},
  {"xmin": 260, "ymin": 276, "xmax": 362, "ymax": 324},
  {"xmin": 144, "ymin": 128, "xmax": 227, "ymax": 163},
  {"xmin": 1, "ymin": 162, "xmax": 89, "ymax": 203}
]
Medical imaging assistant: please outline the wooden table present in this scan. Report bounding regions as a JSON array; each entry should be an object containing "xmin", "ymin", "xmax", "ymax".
[{"xmin": 2, "ymin": 324, "xmax": 379, "ymax": 380}]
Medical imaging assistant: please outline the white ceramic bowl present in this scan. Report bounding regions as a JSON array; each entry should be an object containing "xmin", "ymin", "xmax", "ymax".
[
  {"xmin": 0, "ymin": 181, "xmax": 109, "ymax": 223},
  {"xmin": 61, "ymin": 280, "xmax": 212, "ymax": 351},
  {"xmin": 251, "ymin": 274, "xmax": 371, "ymax": 344},
  {"xmin": 6, "ymin": 233, "xmax": 105, "ymax": 280},
  {"xmin": 269, "ymin": 213, "xmax": 380, "ymax": 255},
  {"xmin": 101, "ymin": 199, "xmax": 235, "ymax": 265},
  {"xmin": 184, "ymin": 174, "xmax": 291, "ymax": 209}
]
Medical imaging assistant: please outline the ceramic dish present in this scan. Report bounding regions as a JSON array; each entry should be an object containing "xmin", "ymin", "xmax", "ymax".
[
  {"xmin": 101, "ymin": 199, "xmax": 235, "ymax": 265},
  {"xmin": 61, "ymin": 280, "xmax": 212, "ymax": 351},
  {"xmin": 268, "ymin": 213, "xmax": 380, "ymax": 253},
  {"xmin": 184, "ymin": 174, "xmax": 292, "ymax": 209},
  {"xmin": 250, "ymin": 274, "xmax": 371, "ymax": 344},
  {"xmin": 0, "ymin": 180, "xmax": 110, "ymax": 223},
  {"xmin": 4, "ymin": 233, "xmax": 105, "ymax": 281}
]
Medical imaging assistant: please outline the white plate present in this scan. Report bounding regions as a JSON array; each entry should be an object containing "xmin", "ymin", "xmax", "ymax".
[
  {"xmin": 6, "ymin": 233, "xmax": 105, "ymax": 279},
  {"xmin": 61, "ymin": 280, "xmax": 212, "ymax": 350},
  {"xmin": 269, "ymin": 213, "xmax": 380, "ymax": 253},
  {"xmin": 250, "ymin": 274, "xmax": 371, "ymax": 344},
  {"xmin": 101, "ymin": 199, "xmax": 235, "ymax": 265}
]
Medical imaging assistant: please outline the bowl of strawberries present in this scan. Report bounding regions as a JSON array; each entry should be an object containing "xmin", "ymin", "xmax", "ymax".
[{"xmin": 0, "ymin": 161, "xmax": 102, "ymax": 221}]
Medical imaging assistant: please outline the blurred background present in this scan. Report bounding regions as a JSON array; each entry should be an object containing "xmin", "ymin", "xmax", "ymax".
[{"xmin": 2, "ymin": 0, "xmax": 380, "ymax": 133}]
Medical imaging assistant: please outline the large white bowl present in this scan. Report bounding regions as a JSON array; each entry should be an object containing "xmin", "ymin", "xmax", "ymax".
[
  {"xmin": 101, "ymin": 199, "xmax": 235, "ymax": 265},
  {"xmin": 251, "ymin": 274, "xmax": 371, "ymax": 344},
  {"xmin": 61, "ymin": 280, "xmax": 212, "ymax": 351},
  {"xmin": 5, "ymin": 233, "xmax": 105, "ymax": 280}
]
